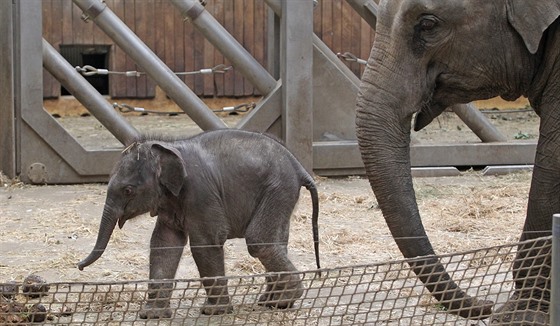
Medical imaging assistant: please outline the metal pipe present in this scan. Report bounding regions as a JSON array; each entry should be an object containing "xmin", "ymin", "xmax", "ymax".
[
  {"xmin": 72, "ymin": 0, "xmax": 226, "ymax": 131},
  {"xmin": 552, "ymin": 214, "xmax": 560, "ymax": 326},
  {"xmin": 42, "ymin": 39, "xmax": 140, "ymax": 145},
  {"xmin": 171, "ymin": 0, "xmax": 277, "ymax": 96},
  {"xmin": 451, "ymin": 103, "xmax": 508, "ymax": 142}
]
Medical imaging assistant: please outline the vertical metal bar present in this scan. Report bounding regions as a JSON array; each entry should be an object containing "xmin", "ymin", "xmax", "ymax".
[
  {"xmin": 72, "ymin": 0, "xmax": 226, "ymax": 131},
  {"xmin": 451, "ymin": 103, "xmax": 508, "ymax": 142},
  {"xmin": 170, "ymin": 0, "xmax": 277, "ymax": 96},
  {"xmin": 552, "ymin": 214, "xmax": 560, "ymax": 326},
  {"xmin": 281, "ymin": 0, "xmax": 314, "ymax": 170},
  {"xmin": 42, "ymin": 39, "xmax": 140, "ymax": 144},
  {"xmin": 0, "ymin": 0, "xmax": 16, "ymax": 178},
  {"xmin": 15, "ymin": 0, "xmax": 44, "ymax": 178}
]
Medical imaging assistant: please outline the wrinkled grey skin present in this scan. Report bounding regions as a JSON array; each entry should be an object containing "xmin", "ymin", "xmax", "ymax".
[
  {"xmin": 356, "ymin": 0, "xmax": 560, "ymax": 324},
  {"xmin": 77, "ymin": 129, "xmax": 320, "ymax": 318}
]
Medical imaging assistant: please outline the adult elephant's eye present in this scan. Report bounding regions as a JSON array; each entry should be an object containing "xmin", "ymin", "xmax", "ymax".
[{"xmin": 420, "ymin": 18, "xmax": 437, "ymax": 31}]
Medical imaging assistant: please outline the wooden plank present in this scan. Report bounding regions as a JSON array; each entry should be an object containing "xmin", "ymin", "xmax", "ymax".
[
  {"xmin": 211, "ymin": 0, "xmax": 225, "ymax": 97},
  {"xmin": 124, "ymin": 0, "xmax": 137, "ymax": 97},
  {"xmin": 110, "ymin": 0, "xmax": 127, "ymax": 97},
  {"xmin": 42, "ymin": 0, "xmax": 57, "ymax": 98},
  {"xmin": 313, "ymin": 0, "xmax": 323, "ymax": 38},
  {"xmin": 134, "ymin": 0, "xmax": 146, "ymax": 97},
  {"xmin": 202, "ymin": 39, "xmax": 215, "ymax": 96},
  {"xmin": 134, "ymin": 0, "xmax": 151, "ymax": 98},
  {"xmin": 182, "ymin": 3, "xmax": 194, "ymax": 91},
  {"xmin": 233, "ymin": 0, "xmax": 244, "ymax": 96},
  {"xmin": 192, "ymin": 27, "xmax": 205, "ymax": 96},
  {"xmin": 359, "ymin": 16, "xmax": 373, "ymax": 76},
  {"xmin": 341, "ymin": 1, "xmax": 353, "ymax": 71},
  {"xmin": 61, "ymin": 0, "xmax": 73, "ymax": 44},
  {"xmin": 252, "ymin": 0, "xmax": 266, "ymax": 96},
  {"xmin": 242, "ymin": 0, "xmax": 255, "ymax": 96},
  {"xmin": 332, "ymin": 0, "xmax": 343, "ymax": 54},
  {"xmin": 223, "ymin": 0, "xmax": 235, "ymax": 96},
  {"xmin": 173, "ymin": 1, "xmax": 186, "ymax": 87},
  {"xmin": 163, "ymin": 0, "xmax": 176, "ymax": 92},
  {"xmin": 93, "ymin": 0, "xmax": 112, "ymax": 44},
  {"xmin": 349, "ymin": 4, "xmax": 362, "ymax": 76},
  {"xmin": 185, "ymin": 14, "xmax": 204, "ymax": 96},
  {"xmin": 153, "ymin": 0, "xmax": 165, "ymax": 96},
  {"xmin": 321, "ymin": 0, "xmax": 333, "ymax": 48},
  {"xmin": 144, "ymin": 0, "xmax": 156, "ymax": 98}
]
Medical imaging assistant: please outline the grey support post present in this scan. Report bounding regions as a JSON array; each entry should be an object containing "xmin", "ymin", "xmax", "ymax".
[
  {"xmin": 0, "ymin": 1, "xmax": 17, "ymax": 178},
  {"xmin": 281, "ymin": 0, "xmax": 314, "ymax": 171},
  {"xmin": 72, "ymin": 0, "xmax": 226, "ymax": 131}
]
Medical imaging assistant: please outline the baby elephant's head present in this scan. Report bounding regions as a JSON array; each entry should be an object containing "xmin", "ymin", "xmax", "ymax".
[{"xmin": 78, "ymin": 141, "xmax": 186, "ymax": 270}]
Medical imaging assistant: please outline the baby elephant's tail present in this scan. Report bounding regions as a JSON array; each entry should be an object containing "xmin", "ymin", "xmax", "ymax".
[{"xmin": 304, "ymin": 179, "xmax": 320, "ymax": 274}]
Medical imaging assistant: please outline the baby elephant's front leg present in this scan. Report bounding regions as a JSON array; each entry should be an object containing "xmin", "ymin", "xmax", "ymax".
[
  {"xmin": 140, "ymin": 220, "xmax": 186, "ymax": 319},
  {"xmin": 139, "ymin": 281, "xmax": 174, "ymax": 319}
]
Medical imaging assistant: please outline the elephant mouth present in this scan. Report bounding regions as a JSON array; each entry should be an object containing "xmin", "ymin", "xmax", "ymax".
[
  {"xmin": 118, "ymin": 216, "xmax": 130, "ymax": 229},
  {"xmin": 413, "ymin": 101, "xmax": 446, "ymax": 131}
]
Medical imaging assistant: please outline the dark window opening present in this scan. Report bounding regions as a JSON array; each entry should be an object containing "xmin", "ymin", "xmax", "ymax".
[{"xmin": 60, "ymin": 45, "xmax": 111, "ymax": 96}]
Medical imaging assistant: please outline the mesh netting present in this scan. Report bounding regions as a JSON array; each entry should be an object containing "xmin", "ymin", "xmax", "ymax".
[{"xmin": 0, "ymin": 237, "xmax": 551, "ymax": 325}]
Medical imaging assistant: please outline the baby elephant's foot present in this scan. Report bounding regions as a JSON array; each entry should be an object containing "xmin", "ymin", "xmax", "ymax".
[
  {"xmin": 259, "ymin": 274, "xmax": 303, "ymax": 309},
  {"xmin": 139, "ymin": 302, "xmax": 172, "ymax": 319},
  {"xmin": 201, "ymin": 297, "xmax": 233, "ymax": 315}
]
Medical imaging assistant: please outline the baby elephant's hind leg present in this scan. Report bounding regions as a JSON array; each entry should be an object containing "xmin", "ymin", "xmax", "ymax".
[{"xmin": 246, "ymin": 195, "xmax": 303, "ymax": 309}]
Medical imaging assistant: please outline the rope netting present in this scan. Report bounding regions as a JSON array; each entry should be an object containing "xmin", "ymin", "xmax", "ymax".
[{"xmin": 0, "ymin": 237, "xmax": 551, "ymax": 325}]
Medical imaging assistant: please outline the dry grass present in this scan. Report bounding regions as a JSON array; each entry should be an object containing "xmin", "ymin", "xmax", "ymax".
[{"xmin": 0, "ymin": 169, "xmax": 534, "ymax": 324}]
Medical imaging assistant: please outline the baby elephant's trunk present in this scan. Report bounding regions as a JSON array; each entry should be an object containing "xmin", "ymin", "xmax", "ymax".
[{"xmin": 77, "ymin": 205, "xmax": 118, "ymax": 270}]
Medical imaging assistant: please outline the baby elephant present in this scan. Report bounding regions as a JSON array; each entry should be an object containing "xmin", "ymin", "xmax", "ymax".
[{"xmin": 77, "ymin": 129, "xmax": 320, "ymax": 318}]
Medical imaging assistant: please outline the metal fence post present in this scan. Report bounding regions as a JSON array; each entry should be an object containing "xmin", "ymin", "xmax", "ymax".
[
  {"xmin": 552, "ymin": 214, "xmax": 560, "ymax": 326},
  {"xmin": 0, "ymin": 0, "xmax": 17, "ymax": 178},
  {"xmin": 280, "ymin": 0, "xmax": 314, "ymax": 171}
]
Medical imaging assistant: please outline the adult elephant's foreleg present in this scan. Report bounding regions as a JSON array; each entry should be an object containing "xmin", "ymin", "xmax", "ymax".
[{"xmin": 492, "ymin": 109, "xmax": 560, "ymax": 325}]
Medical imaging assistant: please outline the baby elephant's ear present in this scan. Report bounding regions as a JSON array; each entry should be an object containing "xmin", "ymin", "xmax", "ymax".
[
  {"xmin": 151, "ymin": 143, "xmax": 186, "ymax": 196},
  {"xmin": 506, "ymin": 0, "xmax": 560, "ymax": 54}
]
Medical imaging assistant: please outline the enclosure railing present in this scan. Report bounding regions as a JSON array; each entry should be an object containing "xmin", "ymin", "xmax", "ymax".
[{"xmin": 1, "ymin": 235, "xmax": 554, "ymax": 325}]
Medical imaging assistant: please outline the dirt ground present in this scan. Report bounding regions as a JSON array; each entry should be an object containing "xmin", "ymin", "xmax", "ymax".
[
  {"xmin": 0, "ymin": 95, "xmax": 540, "ymax": 323},
  {"xmin": 0, "ymin": 169, "xmax": 532, "ymax": 284}
]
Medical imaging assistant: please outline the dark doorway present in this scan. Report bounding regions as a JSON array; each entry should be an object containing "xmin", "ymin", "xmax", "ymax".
[{"xmin": 60, "ymin": 45, "xmax": 111, "ymax": 96}]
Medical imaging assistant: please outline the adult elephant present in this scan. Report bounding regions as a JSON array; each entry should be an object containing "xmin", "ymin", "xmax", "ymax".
[{"xmin": 355, "ymin": 0, "xmax": 560, "ymax": 324}]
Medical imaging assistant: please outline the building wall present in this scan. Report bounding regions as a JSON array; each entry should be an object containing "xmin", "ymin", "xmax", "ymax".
[{"xmin": 42, "ymin": 0, "xmax": 375, "ymax": 99}]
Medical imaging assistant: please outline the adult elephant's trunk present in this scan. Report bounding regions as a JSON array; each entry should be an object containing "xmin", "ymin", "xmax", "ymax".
[
  {"xmin": 78, "ymin": 201, "xmax": 119, "ymax": 270},
  {"xmin": 355, "ymin": 52, "xmax": 493, "ymax": 319}
]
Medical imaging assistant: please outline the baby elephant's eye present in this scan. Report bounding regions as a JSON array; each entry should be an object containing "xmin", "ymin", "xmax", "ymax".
[{"xmin": 123, "ymin": 186, "xmax": 134, "ymax": 197}]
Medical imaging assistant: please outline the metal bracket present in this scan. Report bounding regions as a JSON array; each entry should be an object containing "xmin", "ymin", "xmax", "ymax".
[{"xmin": 80, "ymin": 0, "xmax": 106, "ymax": 22}]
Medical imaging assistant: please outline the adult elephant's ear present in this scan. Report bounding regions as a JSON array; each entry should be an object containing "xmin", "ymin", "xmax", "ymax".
[
  {"xmin": 506, "ymin": 0, "xmax": 560, "ymax": 54},
  {"xmin": 151, "ymin": 143, "xmax": 186, "ymax": 197}
]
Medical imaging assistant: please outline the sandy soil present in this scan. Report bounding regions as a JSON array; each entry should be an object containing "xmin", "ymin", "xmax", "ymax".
[
  {"xmin": 0, "ymin": 96, "xmax": 541, "ymax": 324},
  {"xmin": 0, "ymin": 170, "xmax": 532, "ymax": 284}
]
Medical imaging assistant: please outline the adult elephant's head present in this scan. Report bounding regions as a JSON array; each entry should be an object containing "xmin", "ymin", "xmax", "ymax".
[{"xmin": 355, "ymin": 0, "xmax": 560, "ymax": 320}]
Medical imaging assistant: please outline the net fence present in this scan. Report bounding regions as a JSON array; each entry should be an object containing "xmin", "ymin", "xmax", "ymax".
[{"xmin": 0, "ymin": 237, "xmax": 551, "ymax": 325}]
